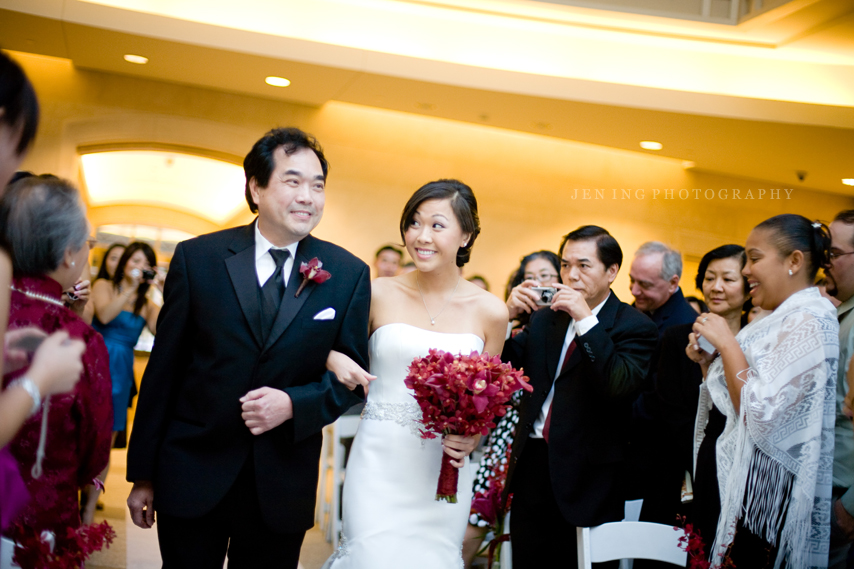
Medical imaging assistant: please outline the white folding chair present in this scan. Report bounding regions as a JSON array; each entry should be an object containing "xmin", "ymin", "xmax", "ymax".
[
  {"xmin": 327, "ymin": 415, "xmax": 361, "ymax": 545},
  {"xmin": 577, "ymin": 521, "xmax": 686, "ymax": 569},
  {"xmin": 619, "ymin": 499, "xmax": 644, "ymax": 569}
]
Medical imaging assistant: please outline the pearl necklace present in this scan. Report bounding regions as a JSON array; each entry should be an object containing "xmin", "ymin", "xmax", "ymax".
[{"xmin": 10, "ymin": 285, "xmax": 65, "ymax": 307}]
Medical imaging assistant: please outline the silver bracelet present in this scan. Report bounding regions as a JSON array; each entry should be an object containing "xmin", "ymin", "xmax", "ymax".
[{"xmin": 8, "ymin": 376, "xmax": 42, "ymax": 416}]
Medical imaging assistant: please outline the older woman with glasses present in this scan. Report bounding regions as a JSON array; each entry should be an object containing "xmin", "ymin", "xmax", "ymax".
[
  {"xmin": 463, "ymin": 250, "xmax": 562, "ymax": 567},
  {"xmin": 0, "ymin": 175, "xmax": 112, "ymax": 549}
]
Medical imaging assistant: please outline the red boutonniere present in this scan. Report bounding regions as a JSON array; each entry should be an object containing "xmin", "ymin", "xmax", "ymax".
[{"xmin": 295, "ymin": 257, "xmax": 331, "ymax": 298}]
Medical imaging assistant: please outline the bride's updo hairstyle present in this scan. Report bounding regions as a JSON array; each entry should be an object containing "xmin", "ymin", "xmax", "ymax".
[
  {"xmin": 754, "ymin": 214, "xmax": 831, "ymax": 281},
  {"xmin": 399, "ymin": 179, "xmax": 480, "ymax": 268}
]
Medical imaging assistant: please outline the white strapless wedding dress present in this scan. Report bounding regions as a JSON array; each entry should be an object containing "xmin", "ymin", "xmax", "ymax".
[{"xmin": 324, "ymin": 323, "xmax": 484, "ymax": 569}]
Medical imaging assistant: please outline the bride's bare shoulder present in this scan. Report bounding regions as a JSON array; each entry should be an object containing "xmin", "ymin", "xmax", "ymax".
[{"xmin": 371, "ymin": 274, "xmax": 415, "ymax": 302}]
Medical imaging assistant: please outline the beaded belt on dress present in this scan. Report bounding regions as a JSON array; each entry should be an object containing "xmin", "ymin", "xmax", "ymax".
[{"xmin": 360, "ymin": 401, "xmax": 423, "ymax": 437}]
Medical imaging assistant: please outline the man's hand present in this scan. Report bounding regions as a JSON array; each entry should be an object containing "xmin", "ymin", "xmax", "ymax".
[
  {"xmin": 127, "ymin": 481, "xmax": 155, "ymax": 529},
  {"xmin": 506, "ymin": 280, "xmax": 542, "ymax": 320},
  {"xmin": 550, "ymin": 284, "xmax": 592, "ymax": 321},
  {"xmin": 240, "ymin": 387, "xmax": 293, "ymax": 435}
]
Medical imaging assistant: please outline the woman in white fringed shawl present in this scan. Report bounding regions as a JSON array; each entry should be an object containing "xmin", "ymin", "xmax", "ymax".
[{"xmin": 688, "ymin": 214, "xmax": 838, "ymax": 569}]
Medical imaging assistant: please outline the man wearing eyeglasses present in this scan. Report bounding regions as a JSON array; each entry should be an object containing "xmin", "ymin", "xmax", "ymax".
[{"xmin": 823, "ymin": 210, "xmax": 854, "ymax": 569}]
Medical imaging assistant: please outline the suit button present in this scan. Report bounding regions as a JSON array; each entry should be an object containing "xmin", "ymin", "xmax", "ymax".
[
  {"xmin": 541, "ymin": 389, "xmax": 548, "ymax": 396},
  {"xmin": 526, "ymin": 422, "xmax": 533, "ymax": 429}
]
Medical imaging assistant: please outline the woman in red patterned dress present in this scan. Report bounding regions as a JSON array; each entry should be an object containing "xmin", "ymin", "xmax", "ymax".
[{"xmin": 0, "ymin": 175, "xmax": 112, "ymax": 544}]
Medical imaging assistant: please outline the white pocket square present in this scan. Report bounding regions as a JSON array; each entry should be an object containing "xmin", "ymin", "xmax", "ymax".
[{"xmin": 313, "ymin": 307, "xmax": 336, "ymax": 321}]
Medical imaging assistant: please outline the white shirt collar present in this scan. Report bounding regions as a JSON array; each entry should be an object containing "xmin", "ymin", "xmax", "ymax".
[{"xmin": 254, "ymin": 221, "xmax": 299, "ymax": 262}]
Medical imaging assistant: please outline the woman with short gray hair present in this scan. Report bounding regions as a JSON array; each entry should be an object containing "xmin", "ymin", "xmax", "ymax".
[{"xmin": 0, "ymin": 175, "xmax": 112, "ymax": 550}]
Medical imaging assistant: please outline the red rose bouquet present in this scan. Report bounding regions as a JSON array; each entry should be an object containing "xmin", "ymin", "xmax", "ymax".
[{"xmin": 403, "ymin": 349, "xmax": 532, "ymax": 502}]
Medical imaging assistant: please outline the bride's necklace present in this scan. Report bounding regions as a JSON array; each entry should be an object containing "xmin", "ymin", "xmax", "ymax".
[
  {"xmin": 10, "ymin": 285, "xmax": 64, "ymax": 307},
  {"xmin": 416, "ymin": 272, "xmax": 461, "ymax": 326}
]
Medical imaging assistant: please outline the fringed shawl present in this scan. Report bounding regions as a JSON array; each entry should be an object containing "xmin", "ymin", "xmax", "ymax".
[{"xmin": 704, "ymin": 287, "xmax": 838, "ymax": 569}]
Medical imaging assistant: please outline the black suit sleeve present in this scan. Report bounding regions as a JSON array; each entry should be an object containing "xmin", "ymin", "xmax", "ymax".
[
  {"xmin": 127, "ymin": 242, "xmax": 194, "ymax": 482},
  {"xmin": 575, "ymin": 308, "xmax": 658, "ymax": 398},
  {"xmin": 285, "ymin": 264, "xmax": 370, "ymax": 443}
]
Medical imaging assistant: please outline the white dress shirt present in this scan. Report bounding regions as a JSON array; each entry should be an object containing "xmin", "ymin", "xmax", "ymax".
[
  {"xmin": 530, "ymin": 293, "xmax": 610, "ymax": 439},
  {"xmin": 254, "ymin": 223, "xmax": 299, "ymax": 288}
]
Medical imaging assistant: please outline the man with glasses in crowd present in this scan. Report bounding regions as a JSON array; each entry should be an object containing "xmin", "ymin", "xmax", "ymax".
[{"xmin": 823, "ymin": 210, "xmax": 854, "ymax": 569}]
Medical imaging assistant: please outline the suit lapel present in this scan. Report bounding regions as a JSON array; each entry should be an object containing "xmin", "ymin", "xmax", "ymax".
[
  {"xmin": 263, "ymin": 235, "xmax": 318, "ymax": 352},
  {"xmin": 225, "ymin": 222, "xmax": 264, "ymax": 348},
  {"xmin": 546, "ymin": 310, "xmax": 571, "ymax": 381},
  {"xmin": 554, "ymin": 291, "xmax": 619, "ymax": 378}
]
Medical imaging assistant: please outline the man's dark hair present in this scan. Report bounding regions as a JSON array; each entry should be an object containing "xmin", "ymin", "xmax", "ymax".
[
  {"xmin": 559, "ymin": 225, "xmax": 623, "ymax": 270},
  {"xmin": 399, "ymin": 179, "xmax": 480, "ymax": 268},
  {"xmin": 243, "ymin": 127, "xmax": 328, "ymax": 213},
  {"xmin": 0, "ymin": 51, "xmax": 40, "ymax": 155},
  {"xmin": 834, "ymin": 210, "xmax": 854, "ymax": 249},
  {"xmin": 695, "ymin": 244, "xmax": 747, "ymax": 292},
  {"xmin": 375, "ymin": 245, "xmax": 403, "ymax": 259}
]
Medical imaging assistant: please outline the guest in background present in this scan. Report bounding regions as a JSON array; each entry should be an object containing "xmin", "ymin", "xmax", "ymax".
[
  {"xmin": 689, "ymin": 215, "xmax": 836, "ymax": 568},
  {"xmin": 746, "ymin": 304, "xmax": 763, "ymax": 323},
  {"xmin": 504, "ymin": 250, "xmax": 562, "ymax": 332},
  {"xmin": 462, "ymin": 250, "xmax": 561, "ymax": 567},
  {"xmin": 685, "ymin": 295, "xmax": 708, "ymax": 314},
  {"xmin": 400, "ymin": 261, "xmax": 416, "ymax": 275},
  {"xmin": 628, "ymin": 242, "xmax": 698, "ymax": 528},
  {"xmin": 467, "ymin": 274, "xmax": 489, "ymax": 292},
  {"xmin": 92, "ymin": 241, "xmax": 161, "ymax": 437},
  {"xmin": 821, "ymin": 210, "xmax": 854, "ymax": 568},
  {"xmin": 373, "ymin": 244, "xmax": 402, "ymax": 278},
  {"xmin": 89, "ymin": 242, "xmax": 161, "ymax": 514},
  {"xmin": 654, "ymin": 245, "xmax": 750, "ymax": 549},
  {"xmin": 0, "ymin": 175, "xmax": 112, "ymax": 539},
  {"xmin": 0, "ymin": 52, "xmax": 86, "ymax": 531}
]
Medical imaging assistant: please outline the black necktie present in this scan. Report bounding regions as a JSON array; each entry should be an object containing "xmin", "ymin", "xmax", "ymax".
[{"xmin": 261, "ymin": 249, "xmax": 290, "ymax": 337}]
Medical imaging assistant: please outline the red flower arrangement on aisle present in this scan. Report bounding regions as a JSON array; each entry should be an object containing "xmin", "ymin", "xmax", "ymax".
[
  {"xmin": 403, "ymin": 349, "xmax": 532, "ymax": 503},
  {"xmin": 675, "ymin": 516, "xmax": 736, "ymax": 569},
  {"xmin": 471, "ymin": 445, "xmax": 514, "ymax": 566},
  {"xmin": 10, "ymin": 520, "xmax": 116, "ymax": 569}
]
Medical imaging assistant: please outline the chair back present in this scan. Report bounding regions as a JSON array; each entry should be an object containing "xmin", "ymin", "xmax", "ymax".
[{"xmin": 577, "ymin": 521, "xmax": 687, "ymax": 569}]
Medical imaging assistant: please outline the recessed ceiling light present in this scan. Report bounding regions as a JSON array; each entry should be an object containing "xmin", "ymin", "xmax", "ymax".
[
  {"xmin": 265, "ymin": 76, "xmax": 291, "ymax": 87},
  {"xmin": 843, "ymin": 179, "xmax": 854, "ymax": 186},
  {"xmin": 123, "ymin": 54, "xmax": 148, "ymax": 65},
  {"xmin": 640, "ymin": 141, "xmax": 663, "ymax": 150}
]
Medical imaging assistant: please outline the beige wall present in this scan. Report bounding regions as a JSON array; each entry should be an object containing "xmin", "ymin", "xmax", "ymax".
[{"xmin": 13, "ymin": 50, "xmax": 853, "ymax": 303}]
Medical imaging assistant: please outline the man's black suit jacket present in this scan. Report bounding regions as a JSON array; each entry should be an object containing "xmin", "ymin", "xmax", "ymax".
[
  {"xmin": 126, "ymin": 223, "xmax": 369, "ymax": 534},
  {"xmin": 503, "ymin": 291, "xmax": 658, "ymax": 527}
]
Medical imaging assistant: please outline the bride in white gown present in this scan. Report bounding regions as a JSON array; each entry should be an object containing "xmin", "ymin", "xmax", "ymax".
[{"xmin": 322, "ymin": 179, "xmax": 508, "ymax": 568}]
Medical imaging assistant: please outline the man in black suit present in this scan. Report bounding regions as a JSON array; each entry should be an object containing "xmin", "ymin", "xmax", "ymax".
[
  {"xmin": 628, "ymin": 242, "xmax": 700, "ymax": 530},
  {"xmin": 503, "ymin": 225, "xmax": 658, "ymax": 568},
  {"xmin": 126, "ymin": 128, "xmax": 370, "ymax": 568}
]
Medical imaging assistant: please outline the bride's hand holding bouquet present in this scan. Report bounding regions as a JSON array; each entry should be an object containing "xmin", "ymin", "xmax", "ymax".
[{"xmin": 404, "ymin": 349, "xmax": 532, "ymax": 502}]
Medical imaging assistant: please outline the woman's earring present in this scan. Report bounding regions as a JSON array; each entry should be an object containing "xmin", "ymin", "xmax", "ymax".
[
  {"xmin": 788, "ymin": 269, "xmax": 793, "ymax": 276},
  {"xmin": 71, "ymin": 261, "xmax": 76, "ymax": 267}
]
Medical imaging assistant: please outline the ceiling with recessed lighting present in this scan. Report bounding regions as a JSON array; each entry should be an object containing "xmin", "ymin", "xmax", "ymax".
[{"xmin": 0, "ymin": 0, "xmax": 852, "ymax": 195}]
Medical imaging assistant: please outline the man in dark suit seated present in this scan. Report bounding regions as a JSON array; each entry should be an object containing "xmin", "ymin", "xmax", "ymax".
[
  {"xmin": 125, "ymin": 128, "xmax": 370, "ymax": 568},
  {"xmin": 503, "ymin": 225, "xmax": 658, "ymax": 568}
]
